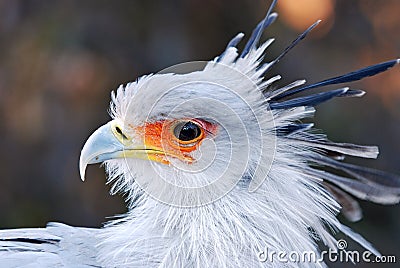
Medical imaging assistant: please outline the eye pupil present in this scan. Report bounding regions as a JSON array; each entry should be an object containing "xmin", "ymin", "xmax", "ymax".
[{"xmin": 174, "ymin": 121, "xmax": 201, "ymax": 142}]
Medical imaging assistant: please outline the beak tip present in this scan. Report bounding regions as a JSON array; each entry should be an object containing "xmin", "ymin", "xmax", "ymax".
[
  {"xmin": 78, "ymin": 121, "xmax": 118, "ymax": 182},
  {"xmin": 79, "ymin": 159, "xmax": 87, "ymax": 182}
]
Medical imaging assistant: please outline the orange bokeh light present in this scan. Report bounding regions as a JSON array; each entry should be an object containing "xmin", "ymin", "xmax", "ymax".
[{"xmin": 277, "ymin": 0, "xmax": 335, "ymax": 35}]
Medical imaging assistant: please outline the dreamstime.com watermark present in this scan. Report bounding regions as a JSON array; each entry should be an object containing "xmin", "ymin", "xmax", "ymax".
[{"xmin": 257, "ymin": 239, "xmax": 396, "ymax": 264}]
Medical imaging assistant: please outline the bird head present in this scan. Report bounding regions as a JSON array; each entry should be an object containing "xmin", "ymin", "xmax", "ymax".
[
  {"xmin": 80, "ymin": 60, "xmax": 277, "ymax": 207},
  {"xmin": 78, "ymin": 1, "xmax": 399, "ymax": 266}
]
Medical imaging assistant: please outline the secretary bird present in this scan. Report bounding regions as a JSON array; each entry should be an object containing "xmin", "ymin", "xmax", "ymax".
[{"xmin": 1, "ymin": 0, "xmax": 399, "ymax": 267}]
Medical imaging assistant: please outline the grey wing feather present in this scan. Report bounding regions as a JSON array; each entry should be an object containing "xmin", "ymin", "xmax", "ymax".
[
  {"xmin": 323, "ymin": 182, "xmax": 363, "ymax": 222},
  {"xmin": 0, "ymin": 222, "xmax": 100, "ymax": 267}
]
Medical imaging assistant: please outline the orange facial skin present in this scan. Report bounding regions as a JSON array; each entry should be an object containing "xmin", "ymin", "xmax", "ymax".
[{"xmin": 136, "ymin": 119, "xmax": 218, "ymax": 165}]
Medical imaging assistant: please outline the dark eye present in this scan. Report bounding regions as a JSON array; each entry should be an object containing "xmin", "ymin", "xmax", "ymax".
[{"xmin": 173, "ymin": 121, "xmax": 202, "ymax": 142}]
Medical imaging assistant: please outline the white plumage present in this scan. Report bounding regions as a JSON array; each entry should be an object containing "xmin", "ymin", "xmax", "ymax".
[{"xmin": 1, "ymin": 1, "xmax": 399, "ymax": 267}]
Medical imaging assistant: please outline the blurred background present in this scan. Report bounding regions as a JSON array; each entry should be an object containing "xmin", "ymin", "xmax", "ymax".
[{"xmin": 0, "ymin": 0, "xmax": 398, "ymax": 266}]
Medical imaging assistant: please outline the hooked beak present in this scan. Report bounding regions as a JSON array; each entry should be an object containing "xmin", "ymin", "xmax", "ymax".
[
  {"xmin": 79, "ymin": 120, "xmax": 168, "ymax": 181},
  {"xmin": 79, "ymin": 121, "xmax": 124, "ymax": 181}
]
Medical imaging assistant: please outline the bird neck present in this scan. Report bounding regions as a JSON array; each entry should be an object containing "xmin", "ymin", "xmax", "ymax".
[{"xmin": 96, "ymin": 184, "xmax": 330, "ymax": 267}]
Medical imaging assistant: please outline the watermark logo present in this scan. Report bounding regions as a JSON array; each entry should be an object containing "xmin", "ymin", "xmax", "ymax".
[
  {"xmin": 336, "ymin": 239, "xmax": 347, "ymax": 250},
  {"xmin": 257, "ymin": 239, "xmax": 396, "ymax": 264}
]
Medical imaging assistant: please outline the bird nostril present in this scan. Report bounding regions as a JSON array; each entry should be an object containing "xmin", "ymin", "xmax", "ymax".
[
  {"xmin": 115, "ymin": 126, "xmax": 128, "ymax": 140},
  {"xmin": 115, "ymin": 126, "xmax": 122, "ymax": 135}
]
